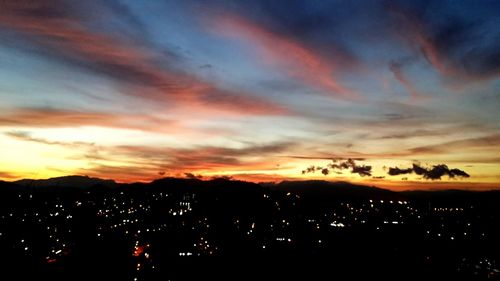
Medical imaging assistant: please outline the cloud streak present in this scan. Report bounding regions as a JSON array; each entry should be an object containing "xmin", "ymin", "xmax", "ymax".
[
  {"xmin": 0, "ymin": 108, "xmax": 183, "ymax": 133},
  {"xmin": 0, "ymin": 1, "xmax": 288, "ymax": 116},
  {"xmin": 5, "ymin": 130, "xmax": 92, "ymax": 147},
  {"xmin": 388, "ymin": 2, "xmax": 500, "ymax": 83},
  {"xmin": 208, "ymin": 13, "xmax": 358, "ymax": 99},
  {"xmin": 389, "ymin": 61, "xmax": 422, "ymax": 99}
]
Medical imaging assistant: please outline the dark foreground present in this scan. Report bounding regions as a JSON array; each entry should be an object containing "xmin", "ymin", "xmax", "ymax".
[{"xmin": 1, "ymin": 177, "xmax": 499, "ymax": 280}]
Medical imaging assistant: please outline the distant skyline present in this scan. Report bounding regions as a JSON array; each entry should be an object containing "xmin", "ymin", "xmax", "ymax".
[{"xmin": 0, "ymin": 0, "xmax": 499, "ymax": 190}]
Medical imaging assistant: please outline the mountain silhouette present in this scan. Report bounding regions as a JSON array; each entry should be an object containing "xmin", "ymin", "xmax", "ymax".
[
  {"xmin": 14, "ymin": 175, "xmax": 116, "ymax": 189},
  {"xmin": 2, "ymin": 176, "xmax": 498, "ymax": 200},
  {"xmin": 270, "ymin": 180, "xmax": 395, "ymax": 198}
]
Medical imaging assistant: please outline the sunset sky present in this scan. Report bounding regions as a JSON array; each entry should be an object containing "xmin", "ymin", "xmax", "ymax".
[{"xmin": 0, "ymin": 0, "xmax": 499, "ymax": 190}]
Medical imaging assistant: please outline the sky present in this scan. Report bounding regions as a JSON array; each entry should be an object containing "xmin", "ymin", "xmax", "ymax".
[{"xmin": 0, "ymin": 0, "xmax": 499, "ymax": 190}]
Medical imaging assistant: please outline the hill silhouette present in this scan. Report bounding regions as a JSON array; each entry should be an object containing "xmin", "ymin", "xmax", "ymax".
[
  {"xmin": 271, "ymin": 180, "xmax": 394, "ymax": 197},
  {"xmin": 1, "ymin": 175, "xmax": 499, "ymax": 196},
  {"xmin": 3, "ymin": 176, "xmax": 499, "ymax": 205},
  {"xmin": 1, "ymin": 175, "xmax": 500, "ymax": 280},
  {"xmin": 14, "ymin": 175, "xmax": 117, "ymax": 189}
]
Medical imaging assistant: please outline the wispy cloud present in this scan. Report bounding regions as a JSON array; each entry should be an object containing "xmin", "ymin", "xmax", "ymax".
[
  {"xmin": 408, "ymin": 134, "xmax": 500, "ymax": 155},
  {"xmin": 207, "ymin": 13, "xmax": 359, "ymax": 99},
  {"xmin": 388, "ymin": 2, "xmax": 500, "ymax": 84},
  {"xmin": 0, "ymin": 1, "xmax": 288, "ymax": 116},
  {"xmin": 389, "ymin": 60, "xmax": 422, "ymax": 99},
  {"xmin": 5, "ymin": 130, "xmax": 92, "ymax": 147},
  {"xmin": 0, "ymin": 108, "xmax": 183, "ymax": 133}
]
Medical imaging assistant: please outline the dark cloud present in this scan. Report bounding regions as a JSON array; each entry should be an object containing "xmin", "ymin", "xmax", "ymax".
[
  {"xmin": 302, "ymin": 158, "xmax": 372, "ymax": 177},
  {"xmin": 301, "ymin": 165, "xmax": 316, "ymax": 175},
  {"xmin": 388, "ymin": 167, "xmax": 413, "ymax": 176},
  {"xmin": 412, "ymin": 163, "xmax": 428, "ymax": 176},
  {"xmin": 423, "ymin": 164, "xmax": 470, "ymax": 180},
  {"xmin": 351, "ymin": 165, "xmax": 372, "ymax": 177},
  {"xmin": 184, "ymin": 173, "xmax": 203, "ymax": 179},
  {"xmin": 449, "ymin": 168, "xmax": 470, "ymax": 178},
  {"xmin": 210, "ymin": 175, "xmax": 233, "ymax": 181},
  {"xmin": 387, "ymin": 163, "xmax": 470, "ymax": 180}
]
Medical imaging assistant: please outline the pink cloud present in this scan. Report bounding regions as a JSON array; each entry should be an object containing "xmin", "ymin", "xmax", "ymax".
[
  {"xmin": 208, "ymin": 14, "xmax": 359, "ymax": 100},
  {"xmin": 0, "ymin": 2, "xmax": 288, "ymax": 117}
]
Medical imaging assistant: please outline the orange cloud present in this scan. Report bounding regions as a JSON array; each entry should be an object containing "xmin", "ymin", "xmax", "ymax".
[
  {"xmin": 208, "ymin": 14, "xmax": 358, "ymax": 99},
  {"xmin": 0, "ymin": 108, "xmax": 184, "ymax": 133},
  {"xmin": 111, "ymin": 142, "xmax": 292, "ymax": 170},
  {"xmin": 67, "ymin": 142, "xmax": 293, "ymax": 182},
  {"xmin": 0, "ymin": 171, "xmax": 17, "ymax": 180}
]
